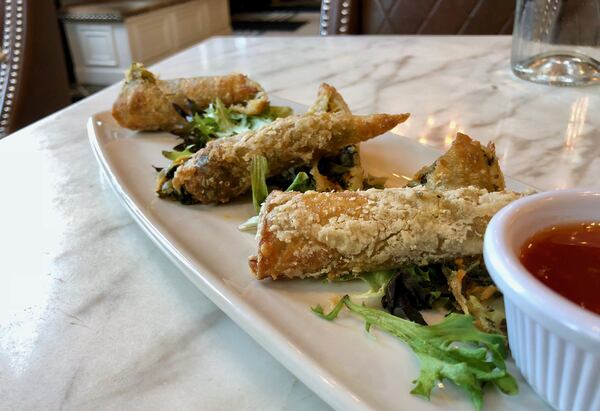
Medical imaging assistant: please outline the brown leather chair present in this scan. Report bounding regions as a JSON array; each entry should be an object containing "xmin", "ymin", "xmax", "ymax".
[
  {"xmin": 320, "ymin": 0, "xmax": 515, "ymax": 35},
  {"xmin": 0, "ymin": 0, "xmax": 71, "ymax": 138}
]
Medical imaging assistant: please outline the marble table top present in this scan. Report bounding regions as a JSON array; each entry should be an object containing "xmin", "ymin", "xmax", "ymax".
[{"xmin": 1, "ymin": 36, "xmax": 598, "ymax": 410}]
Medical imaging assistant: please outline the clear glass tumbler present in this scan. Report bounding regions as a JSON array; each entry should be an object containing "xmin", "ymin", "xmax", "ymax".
[{"xmin": 511, "ymin": 0, "xmax": 600, "ymax": 86}]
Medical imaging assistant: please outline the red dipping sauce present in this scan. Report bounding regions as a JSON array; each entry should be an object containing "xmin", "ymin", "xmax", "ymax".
[{"xmin": 519, "ymin": 222, "xmax": 600, "ymax": 316}]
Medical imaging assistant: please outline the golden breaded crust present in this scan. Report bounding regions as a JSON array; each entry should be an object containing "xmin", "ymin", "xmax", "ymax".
[
  {"xmin": 172, "ymin": 112, "xmax": 409, "ymax": 204},
  {"xmin": 308, "ymin": 83, "xmax": 352, "ymax": 114},
  {"xmin": 409, "ymin": 133, "xmax": 505, "ymax": 192},
  {"xmin": 112, "ymin": 64, "xmax": 268, "ymax": 131},
  {"xmin": 249, "ymin": 186, "xmax": 522, "ymax": 280}
]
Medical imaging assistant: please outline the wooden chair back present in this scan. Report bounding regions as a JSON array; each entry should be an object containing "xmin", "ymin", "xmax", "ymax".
[
  {"xmin": 0, "ymin": 0, "xmax": 70, "ymax": 138},
  {"xmin": 320, "ymin": 0, "xmax": 515, "ymax": 35}
]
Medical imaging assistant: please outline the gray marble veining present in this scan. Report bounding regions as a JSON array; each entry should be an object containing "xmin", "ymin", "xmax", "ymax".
[{"xmin": 1, "ymin": 36, "xmax": 597, "ymax": 411}]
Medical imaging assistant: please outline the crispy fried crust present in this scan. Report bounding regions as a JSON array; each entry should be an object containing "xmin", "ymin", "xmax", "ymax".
[
  {"xmin": 112, "ymin": 64, "xmax": 268, "ymax": 131},
  {"xmin": 308, "ymin": 83, "xmax": 352, "ymax": 114},
  {"xmin": 249, "ymin": 187, "xmax": 522, "ymax": 280},
  {"xmin": 409, "ymin": 133, "xmax": 505, "ymax": 192},
  {"xmin": 172, "ymin": 112, "xmax": 409, "ymax": 204}
]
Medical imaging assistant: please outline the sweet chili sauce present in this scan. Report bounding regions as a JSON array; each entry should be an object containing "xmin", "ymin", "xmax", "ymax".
[{"xmin": 519, "ymin": 222, "xmax": 600, "ymax": 315}]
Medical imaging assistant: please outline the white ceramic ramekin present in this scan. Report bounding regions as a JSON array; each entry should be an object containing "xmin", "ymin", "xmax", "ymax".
[{"xmin": 484, "ymin": 189, "xmax": 600, "ymax": 411}]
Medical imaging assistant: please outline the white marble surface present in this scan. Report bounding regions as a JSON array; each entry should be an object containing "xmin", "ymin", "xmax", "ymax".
[{"xmin": 0, "ymin": 36, "xmax": 598, "ymax": 411}]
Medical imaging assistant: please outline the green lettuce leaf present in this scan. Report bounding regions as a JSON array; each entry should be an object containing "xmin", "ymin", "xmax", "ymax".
[
  {"xmin": 242, "ymin": 166, "xmax": 316, "ymax": 234},
  {"xmin": 161, "ymin": 146, "xmax": 195, "ymax": 162},
  {"xmin": 251, "ymin": 155, "xmax": 269, "ymax": 212},
  {"xmin": 285, "ymin": 171, "xmax": 313, "ymax": 192},
  {"xmin": 330, "ymin": 270, "xmax": 394, "ymax": 299},
  {"xmin": 170, "ymin": 99, "xmax": 293, "ymax": 153},
  {"xmin": 312, "ymin": 296, "xmax": 518, "ymax": 410},
  {"xmin": 352, "ymin": 270, "xmax": 395, "ymax": 299},
  {"xmin": 205, "ymin": 98, "xmax": 236, "ymax": 131},
  {"xmin": 191, "ymin": 112, "xmax": 219, "ymax": 136},
  {"xmin": 382, "ymin": 264, "xmax": 454, "ymax": 325},
  {"xmin": 238, "ymin": 215, "xmax": 260, "ymax": 232},
  {"xmin": 249, "ymin": 162, "xmax": 315, "ymax": 216},
  {"xmin": 167, "ymin": 112, "xmax": 218, "ymax": 155}
]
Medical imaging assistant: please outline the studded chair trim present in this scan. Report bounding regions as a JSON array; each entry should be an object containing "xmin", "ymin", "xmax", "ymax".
[{"xmin": 0, "ymin": 0, "xmax": 25, "ymax": 137}]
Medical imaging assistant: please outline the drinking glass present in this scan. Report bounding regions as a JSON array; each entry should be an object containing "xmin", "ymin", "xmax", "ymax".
[{"xmin": 511, "ymin": 0, "xmax": 600, "ymax": 86}]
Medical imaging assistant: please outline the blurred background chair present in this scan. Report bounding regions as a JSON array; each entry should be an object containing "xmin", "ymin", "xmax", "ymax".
[
  {"xmin": 0, "ymin": 0, "xmax": 71, "ymax": 138},
  {"xmin": 320, "ymin": 0, "xmax": 515, "ymax": 35}
]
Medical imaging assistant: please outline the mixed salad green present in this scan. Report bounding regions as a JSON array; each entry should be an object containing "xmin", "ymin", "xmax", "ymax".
[
  {"xmin": 313, "ymin": 296, "xmax": 518, "ymax": 411},
  {"xmin": 168, "ymin": 98, "xmax": 293, "ymax": 154},
  {"xmin": 312, "ymin": 258, "xmax": 515, "ymax": 410},
  {"xmin": 382, "ymin": 257, "xmax": 506, "ymax": 335}
]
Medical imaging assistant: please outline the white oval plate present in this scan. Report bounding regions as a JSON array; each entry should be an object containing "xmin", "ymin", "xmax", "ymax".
[{"xmin": 88, "ymin": 98, "xmax": 548, "ymax": 411}]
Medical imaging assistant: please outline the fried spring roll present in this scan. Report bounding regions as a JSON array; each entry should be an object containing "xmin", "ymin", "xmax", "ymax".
[
  {"xmin": 112, "ymin": 63, "xmax": 268, "ymax": 131},
  {"xmin": 249, "ymin": 187, "xmax": 521, "ymax": 280},
  {"xmin": 409, "ymin": 133, "xmax": 505, "ymax": 192},
  {"xmin": 172, "ymin": 112, "xmax": 409, "ymax": 204}
]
